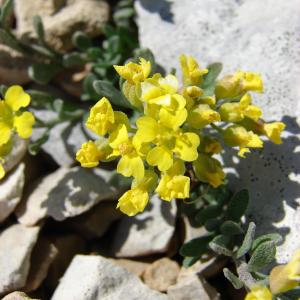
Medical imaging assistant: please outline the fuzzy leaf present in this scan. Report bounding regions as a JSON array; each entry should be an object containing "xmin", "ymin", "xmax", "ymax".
[
  {"xmin": 28, "ymin": 130, "xmax": 49, "ymax": 155},
  {"xmin": 223, "ymin": 268, "xmax": 244, "ymax": 289},
  {"xmin": 28, "ymin": 63, "xmax": 61, "ymax": 84},
  {"xmin": 220, "ymin": 221, "xmax": 244, "ymax": 236},
  {"xmin": 182, "ymin": 256, "xmax": 200, "ymax": 268},
  {"xmin": 195, "ymin": 205, "xmax": 222, "ymax": 226},
  {"xmin": 0, "ymin": 29, "xmax": 22, "ymax": 52},
  {"xmin": 202, "ymin": 62, "xmax": 222, "ymax": 88},
  {"xmin": 63, "ymin": 52, "xmax": 85, "ymax": 67},
  {"xmin": 209, "ymin": 235, "xmax": 232, "ymax": 256},
  {"xmin": 252, "ymin": 233, "xmax": 282, "ymax": 252},
  {"xmin": 0, "ymin": 0, "xmax": 13, "ymax": 27},
  {"xmin": 204, "ymin": 218, "xmax": 222, "ymax": 232},
  {"xmin": 248, "ymin": 241, "xmax": 276, "ymax": 272},
  {"xmin": 180, "ymin": 235, "xmax": 213, "ymax": 257},
  {"xmin": 93, "ymin": 80, "xmax": 133, "ymax": 109},
  {"xmin": 32, "ymin": 15, "xmax": 44, "ymax": 41},
  {"xmin": 72, "ymin": 31, "xmax": 92, "ymax": 51},
  {"xmin": 236, "ymin": 222, "xmax": 256, "ymax": 259},
  {"xmin": 226, "ymin": 189, "xmax": 249, "ymax": 221}
]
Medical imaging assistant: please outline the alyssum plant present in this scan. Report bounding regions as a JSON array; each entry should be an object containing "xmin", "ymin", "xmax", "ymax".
[{"xmin": 76, "ymin": 54, "xmax": 285, "ymax": 216}]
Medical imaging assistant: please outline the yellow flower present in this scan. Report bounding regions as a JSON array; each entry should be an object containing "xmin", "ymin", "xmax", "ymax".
[
  {"xmin": 117, "ymin": 187, "xmax": 149, "ymax": 216},
  {"xmin": 200, "ymin": 136, "xmax": 222, "ymax": 155},
  {"xmin": 193, "ymin": 153, "xmax": 225, "ymax": 188},
  {"xmin": 223, "ymin": 125, "xmax": 263, "ymax": 157},
  {"xmin": 180, "ymin": 54, "xmax": 208, "ymax": 86},
  {"xmin": 219, "ymin": 94, "xmax": 262, "ymax": 122},
  {"xmin": 117, "ymin": 170, "xmax": 158, "ymax": 216},
  {"xmin": 156, "ymin": 159, "xmax": 190, "ymax": 201},
  {"xmin": 0, "ymin": 163, "xmax": 4, "ymax": 179},
  {"xmin": 114, "ymin": 58, "xmax": 151, "ymax": 84},
  {"xmin": 0, "ymin": 85, "xmax": 35, "ymax": 146},
  {"xmin": 263, "ymin": 122, "xmax": 285, "ymax": 144},
  {"xmin": 173, "ymin": 131, "xmax": 200, "ymax": 161},
  {"xmin": 216, "ymin": 71, "xmax": 263, "ymax": 99},
  {"xmin": 245, "ymin": 286, "xmax": 272, "ymax": 300},
  {"xmin": 109, "ymin": 124, "xmax": 144, "ymax": 180},
  {"xmin": 156, "ymin": 175, "xmax": 190, "ymax": 201},
  {"xmin": 270, "ymin": 250, "xmax": 300, "ymax": 294},
  {"xmin": 122, "ymin": 81, "xmax": 143, "ymax": 108},
  {"xmin": 86, "ymin": 97, "xmax": 115, "ymax": 136},
  {"xmin": 187, "ymin": 104, "xmax": 221, "ymax": 129},
  {"xmin": 182, "ymin": 86, "xmax": 204, "ymax": 110},
  {"xmin": 141, "ymin": 74, "xmax": 186, "ymax": 111},
  {"xmin": 76, "ymin": 140, "xmax": 112, "ymax": 168}
]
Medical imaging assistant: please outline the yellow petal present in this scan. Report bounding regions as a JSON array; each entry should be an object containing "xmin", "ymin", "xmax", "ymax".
[
  {"xmin": 132, "ymin": 169, "xmax": 158, "ymax": 192},
  {"xmin": 76, "ymin": 141, "xmax": 102, "ymax": 168},
  {"xmin": 109, "ymin": 124, "xmax": 128, "ymax": 149},
  {"xmin": 0, "ymin": 163, "xmax": 5, "ymax": 180},
  {"xmin": 174, "ymin": 132, "xmax": 200, "ymax": 162},
  {"xmin": 86, "ymin": 97, "xmax": 115, "ymax": 136},
  {"xmin": 193, "ymin": 153, "xmax": 225, "ymax": 188},
  {"xmin": 263, "ymin": 122, "xmax": 285, "ymax": 144},
  {"xmin": 117, "ymin": 154, "xmax": 144, "ymax": 180},
  {"xmin": 147, "ymin": 146, "xmax": 173, "ymax": 171},
  {"xmin": 117, "ymin": 188, "xmax": 149, "ymax": 216},
  {"xmin": 136, "ymin": 116, "xmax": 158, "ymax": 142},
  {"xmin": 245, "ymin": 286, "xmax": 272, "ymax": 300},
  {"xmin": 0, "ymin": 122, "xmax": 11, "ymax": 146},
  {"xmin": 158, "ymin": 74, "xmax": 178, "ymax": 94},
  {"xmin": 13, "ymin": 111, "xmax": 35, "ymax": 139},
  {"xmin": 159, "ymin": 108, "xmax": 187, "ymax": 130},
  {"xmin": 5, "ymin": 85, "xmax": 30, "ymax": 112}
]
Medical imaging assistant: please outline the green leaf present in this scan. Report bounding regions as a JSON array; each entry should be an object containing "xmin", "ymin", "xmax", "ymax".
[
  {"xmin": 209, "ymin": 235, "xmax": 232, "ymax": 256},
  {"xmin": 252, "ymin": 233, "xmax": 282, "ymax": 252},
  {"xmin": 248, "ymin": 241, "xmax": 276, "ymax": 272},
  {"xmin": 236, "ymin": 222, "xmax": 256, "ymax": 259},
  {"xmin": 0, "ymin": 29, "xmax": 22, "ymax": 52},
  {"xmin": 87, "ymin": 47, "xmax": 102, "ymax": 60},
  {"xmin": 202, "ymin": 63, "xmax": 222, "ymax": 88},
  {"xmin": 114, "ymin": 7, "xmax": 135, "ymax": 21},
  {"xmin": 28, "ymin": 130, "xmax": 49, "ymax": 155},
  {"xmin": 182, "ymin": 256, "xmax": 200, "ymax": 268},
  {"xmin": 180, "ymin": 235, "xmax": 213, "ymax": 257},
  {"xmin": 204, "ymin": 218, "xmax": 222, "ymax": 232},
  {"xmin": 32, "ymin": 15, "xmax": 44, "ymax": 41},
  {"xmin": 226, "ymin": 189, "xmax": 249, "ymax": 221},
  {"xmin": 63, "ymin": 52, "xmax": 85, "ymax": 67},
  {"xmin": 0, "ymin": 85, "xmax": 7, "ymax": 98},
  {"xmin": 223, "ymin": 268, "xmax": 244, "ymax": 289},
  {"xmin": 27, "ymin": 89, "xmax": 54, "ymax": 109},
  {"xmin": 220, "ymin": 221, "xmax": 244, "ymax": 236},
  {"xmin": 93, "ymin": 80, "xmax": 133, "ymax": 109},
  {"xmin": 281, "ymin": 288, "xmax": 300, "ymax": 300},
  {"xmin": 72, "ymin": 31, "xmax": 92, "ymax": 51},
  {"xmin": 0, "ymin": 0, "xmax": 13, "ymax": 27},
  {"xmin": 28, "ymin": 63, "xmax": 61, "ymax": 84},
  {"xmin": 195, "ymin": 205, "xmax": 222, "ymax": 226}
]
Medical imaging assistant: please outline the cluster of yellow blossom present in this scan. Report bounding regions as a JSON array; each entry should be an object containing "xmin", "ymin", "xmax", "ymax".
[
  {"xmin": 0, "ymin": 86, "xmax": 35, "ymax": 179},
  {"xmin": 245, "ymin": 250, "xmax": 300, "ymax": 299},
  {"xmin": 76, "ymin": 55, "xmax": 285, "ymax": 216}
]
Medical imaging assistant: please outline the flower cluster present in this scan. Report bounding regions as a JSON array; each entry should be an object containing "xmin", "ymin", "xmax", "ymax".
[
  {"xmin": 76, "ymin": 55, "xmax": 285, "ymax": 216},
  {"xmin": 0, "ymin": 86, "xmax": 35, "ymax": 179},
  {"xmin": 245, "ymin": 250, "xmax": 300, "ymax": 299}
]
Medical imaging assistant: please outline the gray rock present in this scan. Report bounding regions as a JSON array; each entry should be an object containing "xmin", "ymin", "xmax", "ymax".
[
  {"xmin": 113, "ymin": 194, "xmax": 177, "ymax": 257},
  {"xmin": 16, "ymin": 167, "xmax": 117, "ymax": 225},
  {"xmin": 2, "ymin": 136, "xmax": 27, "ymax": 175},
  {"xmin": 65, "ymin": 201, "xmax": 122, "ymax": 239},
  {"xmin": 167, "ymin": 274, "xmax": 220, "ymax": 300},
  {"xmin": 23, "ymin": 238, "xmax": 58, "ymax": 292},
  {"xmin": 0, "ymin": 224, "xmax": 40, "ymax": 295},
  {"xmin": 135, "ymin": 0, "xmax": 300, "ymax": 263},
  {"xmin": 16, "ymin": 0, "xmax": 109, "ymax": 52},
  {"xmin": 110, "ymin": 259, "xmax": 150, "ymax": 278},
  {"xmin": 51, "ymin": 255, "xmax": 170, "ymax": 300},
  {"xmin": 0, "ymin": 163, "xmax": 25, "ymax": 222},
  {"xmin": 143, "ymin": 258, "xmax": 180, "ymax": 292},
  {"xmin": 2, "ymin": 291, "xmax": 39, "ymax": 300}
]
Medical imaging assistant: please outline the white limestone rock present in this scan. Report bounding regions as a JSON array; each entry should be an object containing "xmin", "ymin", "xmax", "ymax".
[
  {"xmin": 51, "ymin": 255, "xmax": 170, "ymax": 300},
  {"xmin": 113, "ymin": 194, "xmax": 177, "ymax": 257},
  {"xmin": 0, "ymin": 163, "xmax": 25, "ymax": 222},
  {"xmin": 0, "ymin": 224, "xmax": 40, "ymax": 295},
  {"xmin": 135, "ymin": 0, "xmax": 300, "ymax": 263},
  {"xmin": 16, "ymin": 167, "xmax": 117, "ymax": 225}
]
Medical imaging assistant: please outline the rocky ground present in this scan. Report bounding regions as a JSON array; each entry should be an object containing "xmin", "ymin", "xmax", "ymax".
[{"xmin": 0, "ymin": 0, "xmax": 299, "ymax": 299}]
